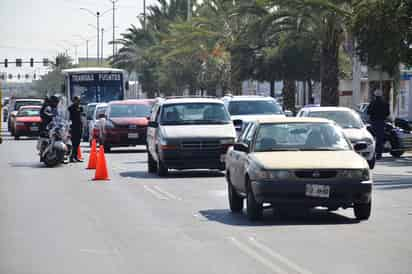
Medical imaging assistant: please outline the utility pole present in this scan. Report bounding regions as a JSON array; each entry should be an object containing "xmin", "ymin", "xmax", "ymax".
[
  {"xmin": 143, "ymin": 0, "xmax": 146, "ymax": 30},
  {"xmin": 110, "ymin": 0, "xmax": 118, "ymax": 58},
  {"xmin": 97, "ymin": 11, "xmax": 100, "ymax": 64},
  {"xmin": 187, "ymin": 0, "xmax": 191, "ymax": 21},
  {"xmin": 101, "ymin": 28, "xmax": 104, "ymax": 64}
]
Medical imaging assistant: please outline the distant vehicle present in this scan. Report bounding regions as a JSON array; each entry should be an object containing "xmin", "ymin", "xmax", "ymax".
[
  {"xmin": 8, "ymin": 98, "xmax": 43, "ymax": 136},
  {"xmin": 13, "ymin": 106, "xmax": 42, "ymax": 139},
  {"xmin": 147, "ymin": 97, "xmax": 237, "ymax": 176},
  {"xmin": 62, "ymin": 67, "xmax": 129, "ymax": 106},
  {"xmin": 225, "ymin": 117, "xmax": 372, "ymax": 221},
  {"xmin": 89, "ymin": 103, "xmax": 108, "ymax": 145},
  {"xmin": 297, "ymin": 107, "xmax": 376, "ymax": 169},
  {"xmin": 83, "ymin": 103, "xmax": 98, "ymax": 141},
  {"xmin": 222, "ymin": 95, "xmax": 284, "ymax": 132},
  {"xmin": 98, "ymin": 99, "xmax": 154, "ymax": 152},
  {"xmin": 2, "ymin": 97, "xmax": 9, "ymax": 122}
]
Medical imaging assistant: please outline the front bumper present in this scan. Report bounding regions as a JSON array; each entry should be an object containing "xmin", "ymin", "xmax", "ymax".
[
  {"xmin": 251, "ymin": 180, "xmax": 372, "ymax": 207},
  {"xmin": 160, "ymin": 149, "xmax": 227, "ymax": 170}
]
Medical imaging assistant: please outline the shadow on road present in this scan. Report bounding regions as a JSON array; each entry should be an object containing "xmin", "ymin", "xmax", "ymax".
[
  {"xmin": 199, "ymin": 208, "xmax": 359, "ymax": 226},
  {"xmin": 374, "ymin": 175, "xmax": 412, "ymax": 190},
  {"xmin": 9, "ymin": 161, "xmax": 45, "ymax": 168},
  {"xmin": 106, "ymin": 148, "xmax": 147, "ymax": 154},
  {"xmin": 119, "ymin": 170, "xmax": 225, "ymax": 180}
]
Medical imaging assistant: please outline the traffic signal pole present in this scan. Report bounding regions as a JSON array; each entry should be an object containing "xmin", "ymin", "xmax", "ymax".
[{"xmin": 0, "ymin": 82, "xmax": 3, "ymax": 144}]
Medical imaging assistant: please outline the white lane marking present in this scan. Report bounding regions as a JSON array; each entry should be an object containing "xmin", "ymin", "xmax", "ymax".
[
  {"xmin": 249, "ymin": 237, "xmax": 313, "ymax": 274},
  {"xmin": 143, "ymin": 185, "xmax": 168, "ymax": 200},
  {"xmin": 153, "ymin": 185, "xmax": 182, "ymax": 200},
  {"xmin": 228, "ymin": 237, "xmax": 285, "ymax": 274}
]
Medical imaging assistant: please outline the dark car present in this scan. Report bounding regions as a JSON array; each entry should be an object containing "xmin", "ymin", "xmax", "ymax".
[
  {"xmin": 13, "ymin": 105, "xmax": 42, "ymax": 139},
  {"xmin": 98, "ymin": 100, "xmax": 154, "ymax": 151}
]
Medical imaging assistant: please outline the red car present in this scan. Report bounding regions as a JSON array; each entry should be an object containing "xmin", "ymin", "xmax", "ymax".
[
  {"xmin": 14, "ymin": 105, "xmax": 42, "ymax": 139},
  {"xmin": 98, "ymin": 100, "xmax": 154, "ymax": 151}
]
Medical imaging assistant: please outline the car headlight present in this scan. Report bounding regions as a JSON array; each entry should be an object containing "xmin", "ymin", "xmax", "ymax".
[
  {"xmin": 255, "ymin": 169, "xmax": 292, "ymax": 181},
  {"xmin": 341, "ymin": 169, "xmax": 370, "ymax": 181},
  {"xmin": 220, "ymin": 138, "xmax": 235, "ymax": 145}
]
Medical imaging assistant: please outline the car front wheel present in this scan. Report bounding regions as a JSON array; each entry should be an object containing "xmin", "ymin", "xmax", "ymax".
[
  {"xmin": 246, "ymin": 181, "xmax": 263, "ymax": 221},
  {"xmin": 157, "ymin": 159, "xmax": 168, "ymax": 177},
  {"xmin": 354, "ymin": 201, "xmax": 371, "ymax": 220},
  {"xmin": 228, "ymin": 180, "xmax": 243, "ymax": 213},
  {"xmin": 147, "ymin": 152, "xmax": 157, "ymax": 173}
]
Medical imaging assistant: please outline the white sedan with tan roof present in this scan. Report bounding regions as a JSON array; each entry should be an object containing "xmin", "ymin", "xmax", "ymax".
[{"xmin": 225, "ymin": 117, "xmax": 372, "ymax": 221}]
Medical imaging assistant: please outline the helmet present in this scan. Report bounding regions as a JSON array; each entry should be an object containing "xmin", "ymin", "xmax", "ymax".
[{"xmin": 49, "ymin": 95, "xmax": 60, "ymax": 104}]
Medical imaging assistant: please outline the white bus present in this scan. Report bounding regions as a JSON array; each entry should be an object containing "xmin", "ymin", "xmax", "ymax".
[{"xmin": 62, "ymin": 67, "xmax": 129, "ymax": 105}]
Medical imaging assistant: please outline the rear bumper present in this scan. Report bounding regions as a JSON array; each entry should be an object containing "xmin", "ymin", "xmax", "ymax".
[
  {"xmin": 251, "ymin": 180, "xmax": 372, "ymax": 207},
  {"xmin": 15, "ymin": 126, "xmax": 40, "ymax": 137},
  {"xmin": 104, "ymin": 130, "xmax": 147, "ymax": 146}
]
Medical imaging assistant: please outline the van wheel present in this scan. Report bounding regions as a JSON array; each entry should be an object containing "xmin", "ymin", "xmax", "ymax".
[
  {"xmin": 157, "ymin": 160, "xmax": 168, "ymax": 177},
  {"xmin": 354, "ymin": 202, "xmax": 371, "ymax": 221},
  {"xmin": 228, "ymin": 181, "xmax": 243, "ymax": 213},
  {"xmin": 14, "ymin": 135, "xmax": 20, "ymax": 140},
  {"xmin": 246, "ymin": 180, "xmax": 263, "ymax": 221},
  {"xmin": 148, "ymin": 153, "xmax": 157, "ymax": 173}
]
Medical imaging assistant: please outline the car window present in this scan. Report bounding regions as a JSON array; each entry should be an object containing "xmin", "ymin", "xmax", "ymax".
[
  {"xmin": 160, "ymin": 103, "xmax": 231, "ymax": 125},
  {"xmin": 95, "ymin": 106, "xmax": 107, "ymax": 119},
  {"xmin": 254, "ymin": 122, "xmax": 351, "ymax": 152},
  {"xmin": 244, "ymin": 123, "xmax": 257, "ymax": 145},
  {"xmin": 109, "ymin": 104, "xmax": 151, "ymax": 118},
  {"xmin": 308, "ymin": 110, "xmax": 363, "ymax": 129},
  {"xmin": 17, "ymin": 108, "xmax": 40, "ymax": 117},
  {"xmin": 228, "ymin": 100, "xmax": 283, "ymax": 116},
  {"xmin": 238, "ymin": 122, "xmax": 252, "ymax": 142}
]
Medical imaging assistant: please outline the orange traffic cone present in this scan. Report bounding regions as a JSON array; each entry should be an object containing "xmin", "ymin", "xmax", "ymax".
[
  {"xmin": 77, "ymin": 145, "xmax": 83, "ymax": 161},
  {"xmin": 93, "ymin": 145, "xmax": 109, "ymax": 181},
  {"xmin": 87, "ymin": 139, "xmax": 97, "ymax": 169}
]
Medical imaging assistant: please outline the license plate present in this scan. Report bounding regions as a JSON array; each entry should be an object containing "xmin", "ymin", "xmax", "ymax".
[
  {"xmin": 30, "ymin": 126, "xmax": 39, "ymax": 131},
  {"xmin": 128, "ymin": 133, "xmax": 139, "ymax": 139},
  {"xmin": 305, "ymin": 184, "xmax": 330, "ymax": 198}
]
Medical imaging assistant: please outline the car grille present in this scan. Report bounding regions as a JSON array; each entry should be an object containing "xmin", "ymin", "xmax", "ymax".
[
  {"xmin": 180, "ymin": 140, "xmax": 221, "ymax": 151},
  {"xmin": 295, "ymin": 170, "xmax": 338, "ymax": 179}
]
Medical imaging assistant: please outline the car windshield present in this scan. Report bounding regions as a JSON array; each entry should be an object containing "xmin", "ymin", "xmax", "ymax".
[
  {"xmin": 228, "ymin": 100, "xmax": 283, "ymax": 116},
  {"xmin": 86, "ymin": 105, "xmax": 97, "ymax": 120},
  {"xmin": 254, "ymin": 123, "xmax": 351, "ymax": 152},
  {"xmin": 14, "ymin": 101, "xmax": 42, "ymax": 111},
  {"xmin": 308, "ymin": 110, "xmax": 364, "ymax": 129},
  {"xmin": 17, "ymin": 108, "xmax": 40, "ymax": 117},
  {"xmin": 109, "ymin": 104, "xmax": 151, "ymax": 118},
  {"xmin": 161, "ymin": 103, "xmax": 231, "ymax": 125}
]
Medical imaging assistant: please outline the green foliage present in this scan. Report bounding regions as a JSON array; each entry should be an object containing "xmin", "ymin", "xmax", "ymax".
[{"xmin": 352, "ymin": 0, "xmax": 412, "ymax": 75}]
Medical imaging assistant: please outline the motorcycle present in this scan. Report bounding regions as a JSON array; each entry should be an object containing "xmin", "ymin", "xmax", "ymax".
[
  {"xmin": 37, "ymin": 116, "xmax": 72, "ymax": 167},
  {"xmin": 366, "ymin": 120, "xmax": 412, "ymax": 158}
]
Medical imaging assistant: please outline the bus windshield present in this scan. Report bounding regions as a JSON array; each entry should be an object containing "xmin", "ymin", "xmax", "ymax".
[{"xmin": 69, "ymin": 72, "xmax": 124, "ymax": 104}]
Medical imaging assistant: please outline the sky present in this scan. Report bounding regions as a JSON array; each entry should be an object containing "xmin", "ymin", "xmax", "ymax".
[{"xmin": 0, "ymin": 0, "xmax": 157, "ymax": 81}]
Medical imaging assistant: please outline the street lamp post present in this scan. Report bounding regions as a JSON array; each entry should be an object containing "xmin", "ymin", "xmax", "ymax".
[
  {"xmin": 97, "ymin": 11, "xmax": 100, "ymax": 64},
  {"xmin": 101, "ymin": 28, "xmax": 105, "ymax": 63},
  {"xmin": 109, "ymin": 0, "xmax": 119, "ymax": 58},
  {"xmin": 73, "ymin": 34, "xmax": 91, "ymax": 66}
]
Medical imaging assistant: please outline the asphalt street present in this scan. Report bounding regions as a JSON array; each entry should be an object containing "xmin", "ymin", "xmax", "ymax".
[{"xmin": 1, "ymin": 127, "xmax": 412, "ymax": 274}]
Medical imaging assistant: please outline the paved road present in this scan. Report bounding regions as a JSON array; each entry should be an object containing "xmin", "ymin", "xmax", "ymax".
[{"xmin": 1, "ymin": 129, "xmax": 412, "ymax": 274}]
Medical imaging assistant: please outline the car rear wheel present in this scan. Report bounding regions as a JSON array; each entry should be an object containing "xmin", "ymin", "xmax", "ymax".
[
  {"xmin": 157, "ymin": 159, "xmax": 168, "ymax": 177},
  {"xmin": 354, "ymin": 201, "xmax": 371, "ymax": 220},
  {"xmin": 246, "ymin": 181, "xmax": 263, "ymax": 221},
  {"xmin": 147, "ymin": 152, "xmax": 157, "ymax": 173},
  {"xmin": 14, "ymin": 135, "xmax": 20, "ymax": 140},
  {"xmin": 228, "ymin": 180, "xmax": 243, "ymax": 213}
]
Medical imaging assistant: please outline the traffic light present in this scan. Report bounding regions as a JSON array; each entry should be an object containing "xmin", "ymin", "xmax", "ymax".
[
  {"xmin": 4, "ymin": 59, "xmax": 8, "ymax": 68},
  {"xmin": 33, "ymin": 73, "xmax": 36, "ymax": 80},
  {"xmin": 0, "ymin": 74, "xmax": 5, "ymax": 80},
  {"xmin": 55, "ymin": 57, "xmax": 60, "ymax": 66},
  {"xmin": 30, "ymin": 58, "xmax": 34, "ymax": 67},
  {"xmin": 16, "ymin": 59, "xmax": 22, "ymax": 67},
  {"xmin": 17, "ymin": 74, "xmax": 21, "ymax": 80},
  {"xmin": 43, "ymin": 58, "xmax": 49, "ymax": 66}
]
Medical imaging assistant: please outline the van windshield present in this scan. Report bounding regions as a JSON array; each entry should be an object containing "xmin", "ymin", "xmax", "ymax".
[{"xmin": 161, "ymin": 103, "xmax": 231, "ymax": 125}]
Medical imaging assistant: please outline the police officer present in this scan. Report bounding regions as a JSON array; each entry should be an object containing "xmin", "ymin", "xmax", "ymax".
[
  {"xmin": 68, "ymin": 96, "xmax": 83, "ymax": 162},
  {"xmin": 40, "ymin": 96, "xmax": 59, "ymax": 137},
  {"xmin": 367, "ymin": 89, "xmax": 390, "ymax": 160}
]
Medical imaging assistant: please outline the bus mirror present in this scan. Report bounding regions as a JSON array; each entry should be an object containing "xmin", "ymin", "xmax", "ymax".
[{"xmin": 125, "ymin": 81, "xmax": 130, "ymax": 91}]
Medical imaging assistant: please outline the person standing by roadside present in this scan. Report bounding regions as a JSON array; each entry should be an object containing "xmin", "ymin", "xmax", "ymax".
[
  {"xmin": 367, "ymin": 89, "xmax": 390, "ymax": 160},
  {"xmin": 68, "ymin": 96, "xmax": 83, "ymax": 162}
]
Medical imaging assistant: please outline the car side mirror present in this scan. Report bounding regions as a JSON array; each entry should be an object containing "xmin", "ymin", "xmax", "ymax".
[
  {"xmin": 233, "ymin": 119, "xmax": 243, "ymax": 130},
  {"xmin": 284, "ymin": 110, "xmax": 294, "ymax": 117},
  {"xmin": 98, "ymin": 113, "xmax": 106, "ymax": 119},
  {"xmin": 148, "ymin": 121, "xmax": 158, "ymax": 128},
  {"xmin": 233, "ymin": 143, "xmax": 249, "ymax": 153},
  {"xmin": 354, "ymin": 143, "xmax": 368, "ymax": 151}
]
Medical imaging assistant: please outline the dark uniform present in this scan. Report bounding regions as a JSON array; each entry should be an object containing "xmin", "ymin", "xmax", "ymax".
[
  {"xmin": 367, "ymin": 95, "xmax": 390, "ymax": 159},
  {"xmin": 68, "ymin": 103, "xmax": 83, "ymax": 161}
]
